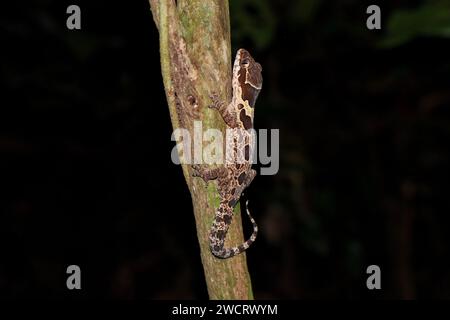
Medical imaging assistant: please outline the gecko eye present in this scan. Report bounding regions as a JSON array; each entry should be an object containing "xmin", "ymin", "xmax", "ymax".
[{"xmin": 241, "ymin": 58, "xmax": 250, "ymax": 67}]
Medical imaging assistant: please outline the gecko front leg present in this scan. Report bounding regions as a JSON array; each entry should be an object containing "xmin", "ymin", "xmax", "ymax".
[{"xmin": 209, "ymin": 93, "xmax": 239, "ymax": 128}]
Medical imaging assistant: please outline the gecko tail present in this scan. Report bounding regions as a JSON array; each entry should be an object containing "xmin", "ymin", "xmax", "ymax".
[{"xmin": 210, "ymin": 200, "xmax": 258, "ymax": 259}]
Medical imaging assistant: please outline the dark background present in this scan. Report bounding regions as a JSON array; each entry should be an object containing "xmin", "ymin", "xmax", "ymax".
[{"xmin": 1, "ymin": 0, "xmax": 450, "ymax": 299}]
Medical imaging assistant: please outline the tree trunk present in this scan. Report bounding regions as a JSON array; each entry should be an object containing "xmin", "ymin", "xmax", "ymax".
[{"xmin": 148, "ymin": 0, "xmax": 254, "ymax": 300}]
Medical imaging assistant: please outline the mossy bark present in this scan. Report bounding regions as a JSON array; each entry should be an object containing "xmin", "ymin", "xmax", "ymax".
[{"xmin": 148, "ymin": 0, "xmax": 254, "ymax": 300}]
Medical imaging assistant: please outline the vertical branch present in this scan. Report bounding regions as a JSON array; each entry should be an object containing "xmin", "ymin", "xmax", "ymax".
[{"xmin": 149, "ymin": 0, "xmax": 254, "ymax": 299}]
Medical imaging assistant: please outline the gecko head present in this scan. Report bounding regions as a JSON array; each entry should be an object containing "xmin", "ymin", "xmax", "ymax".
[{"xmin": 236, "ymin": 49, "xmax": 263, "ymax": 108}]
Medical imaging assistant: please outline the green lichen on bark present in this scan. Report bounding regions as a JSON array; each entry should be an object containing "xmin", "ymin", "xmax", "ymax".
[{"xmin": 149, "ymin": 0, "xmax": 254, "ymax": 300}]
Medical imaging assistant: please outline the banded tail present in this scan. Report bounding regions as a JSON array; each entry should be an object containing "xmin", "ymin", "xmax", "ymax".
[{"xmin": 209, "ymin": 200, "xmax": 258, "ymax": 259}]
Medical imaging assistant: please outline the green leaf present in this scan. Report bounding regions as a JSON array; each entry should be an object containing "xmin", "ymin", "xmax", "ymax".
[{"xmin": 379, "ymin": 2, "xmax": 450, "ymax": 48}]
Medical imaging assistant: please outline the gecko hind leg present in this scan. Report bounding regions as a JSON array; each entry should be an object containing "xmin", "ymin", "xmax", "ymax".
[
  {"xmin": 234, "ymin": 168, "xmax": 257, "ymax": 198},
  {"xmin": 191, "ymin": 165, "xmax": 227, "ymax": 183}
]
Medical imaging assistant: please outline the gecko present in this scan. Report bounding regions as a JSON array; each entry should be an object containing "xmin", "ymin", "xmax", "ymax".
[{"xmin": 192, "ymin": 49, "xmax": 263, "ymax": 258}]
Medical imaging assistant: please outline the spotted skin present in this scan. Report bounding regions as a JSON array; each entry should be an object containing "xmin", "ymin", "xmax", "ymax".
[{"xmin": 192, "ymin": 49, "xmax": 262, "ymax": 258}]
